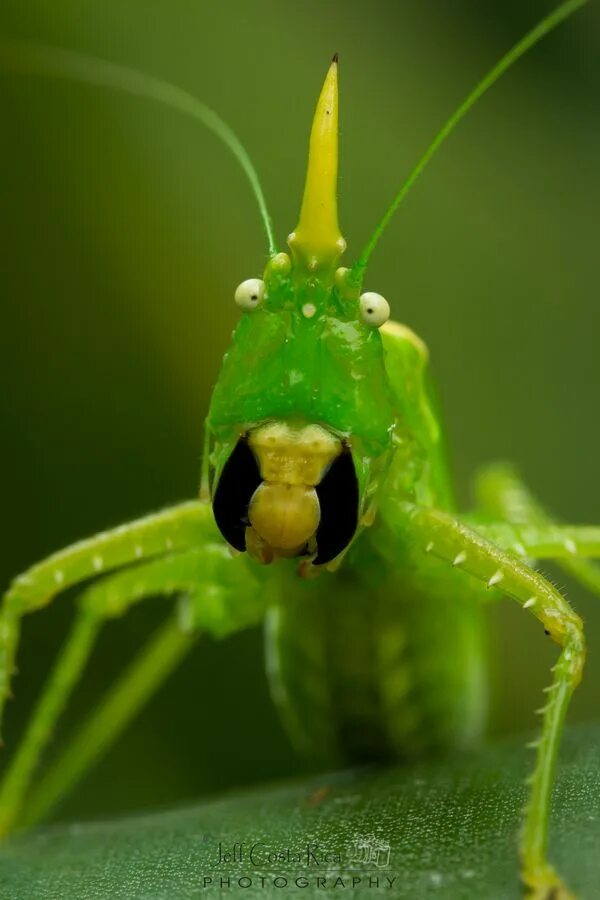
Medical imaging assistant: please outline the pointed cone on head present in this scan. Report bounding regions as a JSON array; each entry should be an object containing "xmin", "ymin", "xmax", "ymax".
[{"xmin": 289, "ymin": 56, "xmax": 345, "ymax": 269}]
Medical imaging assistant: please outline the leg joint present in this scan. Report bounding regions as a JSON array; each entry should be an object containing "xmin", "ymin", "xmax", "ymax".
[{"xmin": 560, "ymin": 621, "xmax": 586, "ymax": 686}]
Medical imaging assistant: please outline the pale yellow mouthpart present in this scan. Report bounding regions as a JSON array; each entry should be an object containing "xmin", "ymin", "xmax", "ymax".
[
  {"xmin": 249, "ymin": 483, "xmax": 320, "ymax": 553},
  {"xmin": 248, "ymin": 422, "xmax": 342, "ymax": 486},
  {"xmin": 246, "ymin": 421, "xmax": 343, "ymax": 561}
]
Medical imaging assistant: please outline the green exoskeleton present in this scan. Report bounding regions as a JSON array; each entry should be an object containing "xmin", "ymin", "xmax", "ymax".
[{"xmin": 0, "ymin": 1, "xmax": 597, "ymax": 896}]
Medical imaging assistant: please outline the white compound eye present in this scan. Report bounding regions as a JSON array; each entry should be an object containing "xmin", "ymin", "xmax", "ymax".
[
  {"xmin": 234, "ymin": 278, "xmax": 264, "ymax": 311},
  {"xmin": 359, "ymin": 292, "xmax": 390, "ymax": 327}
]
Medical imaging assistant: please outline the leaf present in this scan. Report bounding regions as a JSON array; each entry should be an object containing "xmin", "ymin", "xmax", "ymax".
[{"xmin": 1, "ymin": 723, "xmax": 599, "ymax": 899}]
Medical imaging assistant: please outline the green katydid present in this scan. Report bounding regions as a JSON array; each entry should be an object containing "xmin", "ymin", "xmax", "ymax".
[{"xmin": 0, "ymin": 1, "xmax": 597, "ymax": 896}]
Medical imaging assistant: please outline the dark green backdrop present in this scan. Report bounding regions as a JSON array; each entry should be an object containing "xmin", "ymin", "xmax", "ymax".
[{"xmin": 1, "ymin": 0, "xmax": 598, "ymax": 824}]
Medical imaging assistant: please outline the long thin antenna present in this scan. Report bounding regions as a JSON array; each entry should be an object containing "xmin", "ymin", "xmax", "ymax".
[
  {"xmin": 355, "ymin": 0, "xmax": 589, "ymax": 276},
  {"xmin": 0, "ymin": 40, "xmax": 278, "ymax": 256}
]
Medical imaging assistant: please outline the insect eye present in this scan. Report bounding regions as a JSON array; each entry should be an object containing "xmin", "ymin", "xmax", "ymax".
[
  {"xmin": 234, "ymin": 278, "xmax": 265, "ymax": 311},
  {"xmin": 359, "ymin": 292, "xmax": 390, "ymax": 328}
]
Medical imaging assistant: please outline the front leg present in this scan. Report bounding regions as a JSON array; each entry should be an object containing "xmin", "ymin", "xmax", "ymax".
[
  {"xmin": 0, "ymin": 501, "xmax": 212, "ymax": 737},
  {"xmin": 464, "ymin": 520, "xmax": 600, "ymax": 563},
  {"xmin": 380, "ymin": 499, "xmax": 584, "ymax": 899},
  {"xmin": 0, "ymin": 541, "xmax": 262, "ymax": 835}
]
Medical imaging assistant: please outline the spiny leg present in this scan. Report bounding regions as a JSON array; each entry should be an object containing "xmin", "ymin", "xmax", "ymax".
[
  {"xmin": 0, "ymin": 541, "xmax": 262, "ymax": 836},
  {"xmin": 0, "ymin": 500, "xmax": 213, "ymax": 738},
  {"xmin": 464, "ymin": 520, "xmax": 600, "ymax": 563},
  {"xmin": 0, "ymin": 551, "xmax": 200, "ymax": 835},
  {"xmin": 474, "ymin": 462, "xmax": 600, "ymax": 596},
  {"xmin": 21, "ymin": 544, "xmax": 264, "ymax": 830},
  {"xmin": 380, "ymin": 500, "xmax": 585, "ymax": 899}
]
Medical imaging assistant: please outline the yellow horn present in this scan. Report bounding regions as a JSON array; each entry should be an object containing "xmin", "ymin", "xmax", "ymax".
[{"xmin": 288, "ymin": 55, "xmax": 346, "ymax": 270}]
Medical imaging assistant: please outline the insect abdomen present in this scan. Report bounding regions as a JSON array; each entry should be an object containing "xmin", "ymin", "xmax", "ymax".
[{"xmin": 265, "ymin": 542, "xmax": 486, "ymax": 762}]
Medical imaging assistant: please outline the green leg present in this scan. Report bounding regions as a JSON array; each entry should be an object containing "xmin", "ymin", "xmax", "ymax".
[
  {"xmin": 474, "ymin": 462, "xmax": 600, "ymax": 596},
  {"xmin": 0, "ymin": 610, "xmax": 100, "ymax": 836},
  {"xmin": 0, "ymin": 541, "xmax": 262, "ymax": 836},
  {"xmin": 0, "ymin": 500, "xmax": 213, "ymax": 738},
  {"xmin": 381, "ymin": 500, "xmax": 585, "ymax": 899},
  {"xmin": 464, "ymin": 520, "xmax": 600, "ymax": 562},
  {"xmin": 20, "ymin": 615, "xmax": 193, "ymax": 831}
]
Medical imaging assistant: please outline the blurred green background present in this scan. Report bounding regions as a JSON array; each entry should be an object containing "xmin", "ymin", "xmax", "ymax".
[{"xmin": 0, "ymin": 0, "xmax": 598, "ymax": 825}]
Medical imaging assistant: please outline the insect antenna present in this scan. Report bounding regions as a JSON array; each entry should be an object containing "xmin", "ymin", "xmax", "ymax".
[
  {"xmin": 0, "ymin": 39, "xmax": 277, "ymax": 256},
  {"xmin": 353, "ymin": 0, "xmax": 589, "ymax": 280}
]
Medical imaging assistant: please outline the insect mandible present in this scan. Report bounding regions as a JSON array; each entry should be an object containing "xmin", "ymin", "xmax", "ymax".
[{"xmin": 0, "ymin": 2, "xmax": 597, "ymax": 897}]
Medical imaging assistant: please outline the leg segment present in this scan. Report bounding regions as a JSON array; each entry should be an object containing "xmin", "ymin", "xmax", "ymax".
[
  {"xmin": 20, "ymin": 615, "xmax": 193, "ymax": 831},
  {"xmin": 474, "ymin": 462, "xmax": 600, "ymax": 596},
  {"xmin": 0, "ymin": 541, "xmax": 262, "ymax": 836},
  {"xmin": 380, "ymin": 500, "xmax": 585, "ymax": 898},
  {"xmin": 465, "ymin": 520, "xmax": 600, "ymax": 563},
  {"xmin": 0, "ymin": 500, "xmax": 213, "ymax": 736}
]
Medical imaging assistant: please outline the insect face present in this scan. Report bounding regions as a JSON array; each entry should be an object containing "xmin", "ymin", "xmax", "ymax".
[{"xmin": 209, "ymin": 258, "xmax": 397, "ymax": 567}]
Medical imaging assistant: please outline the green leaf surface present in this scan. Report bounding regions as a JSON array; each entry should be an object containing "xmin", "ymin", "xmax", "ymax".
[{"xmin": 1, "ymin": 723, "xmax": 599, "ymax": 899}]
